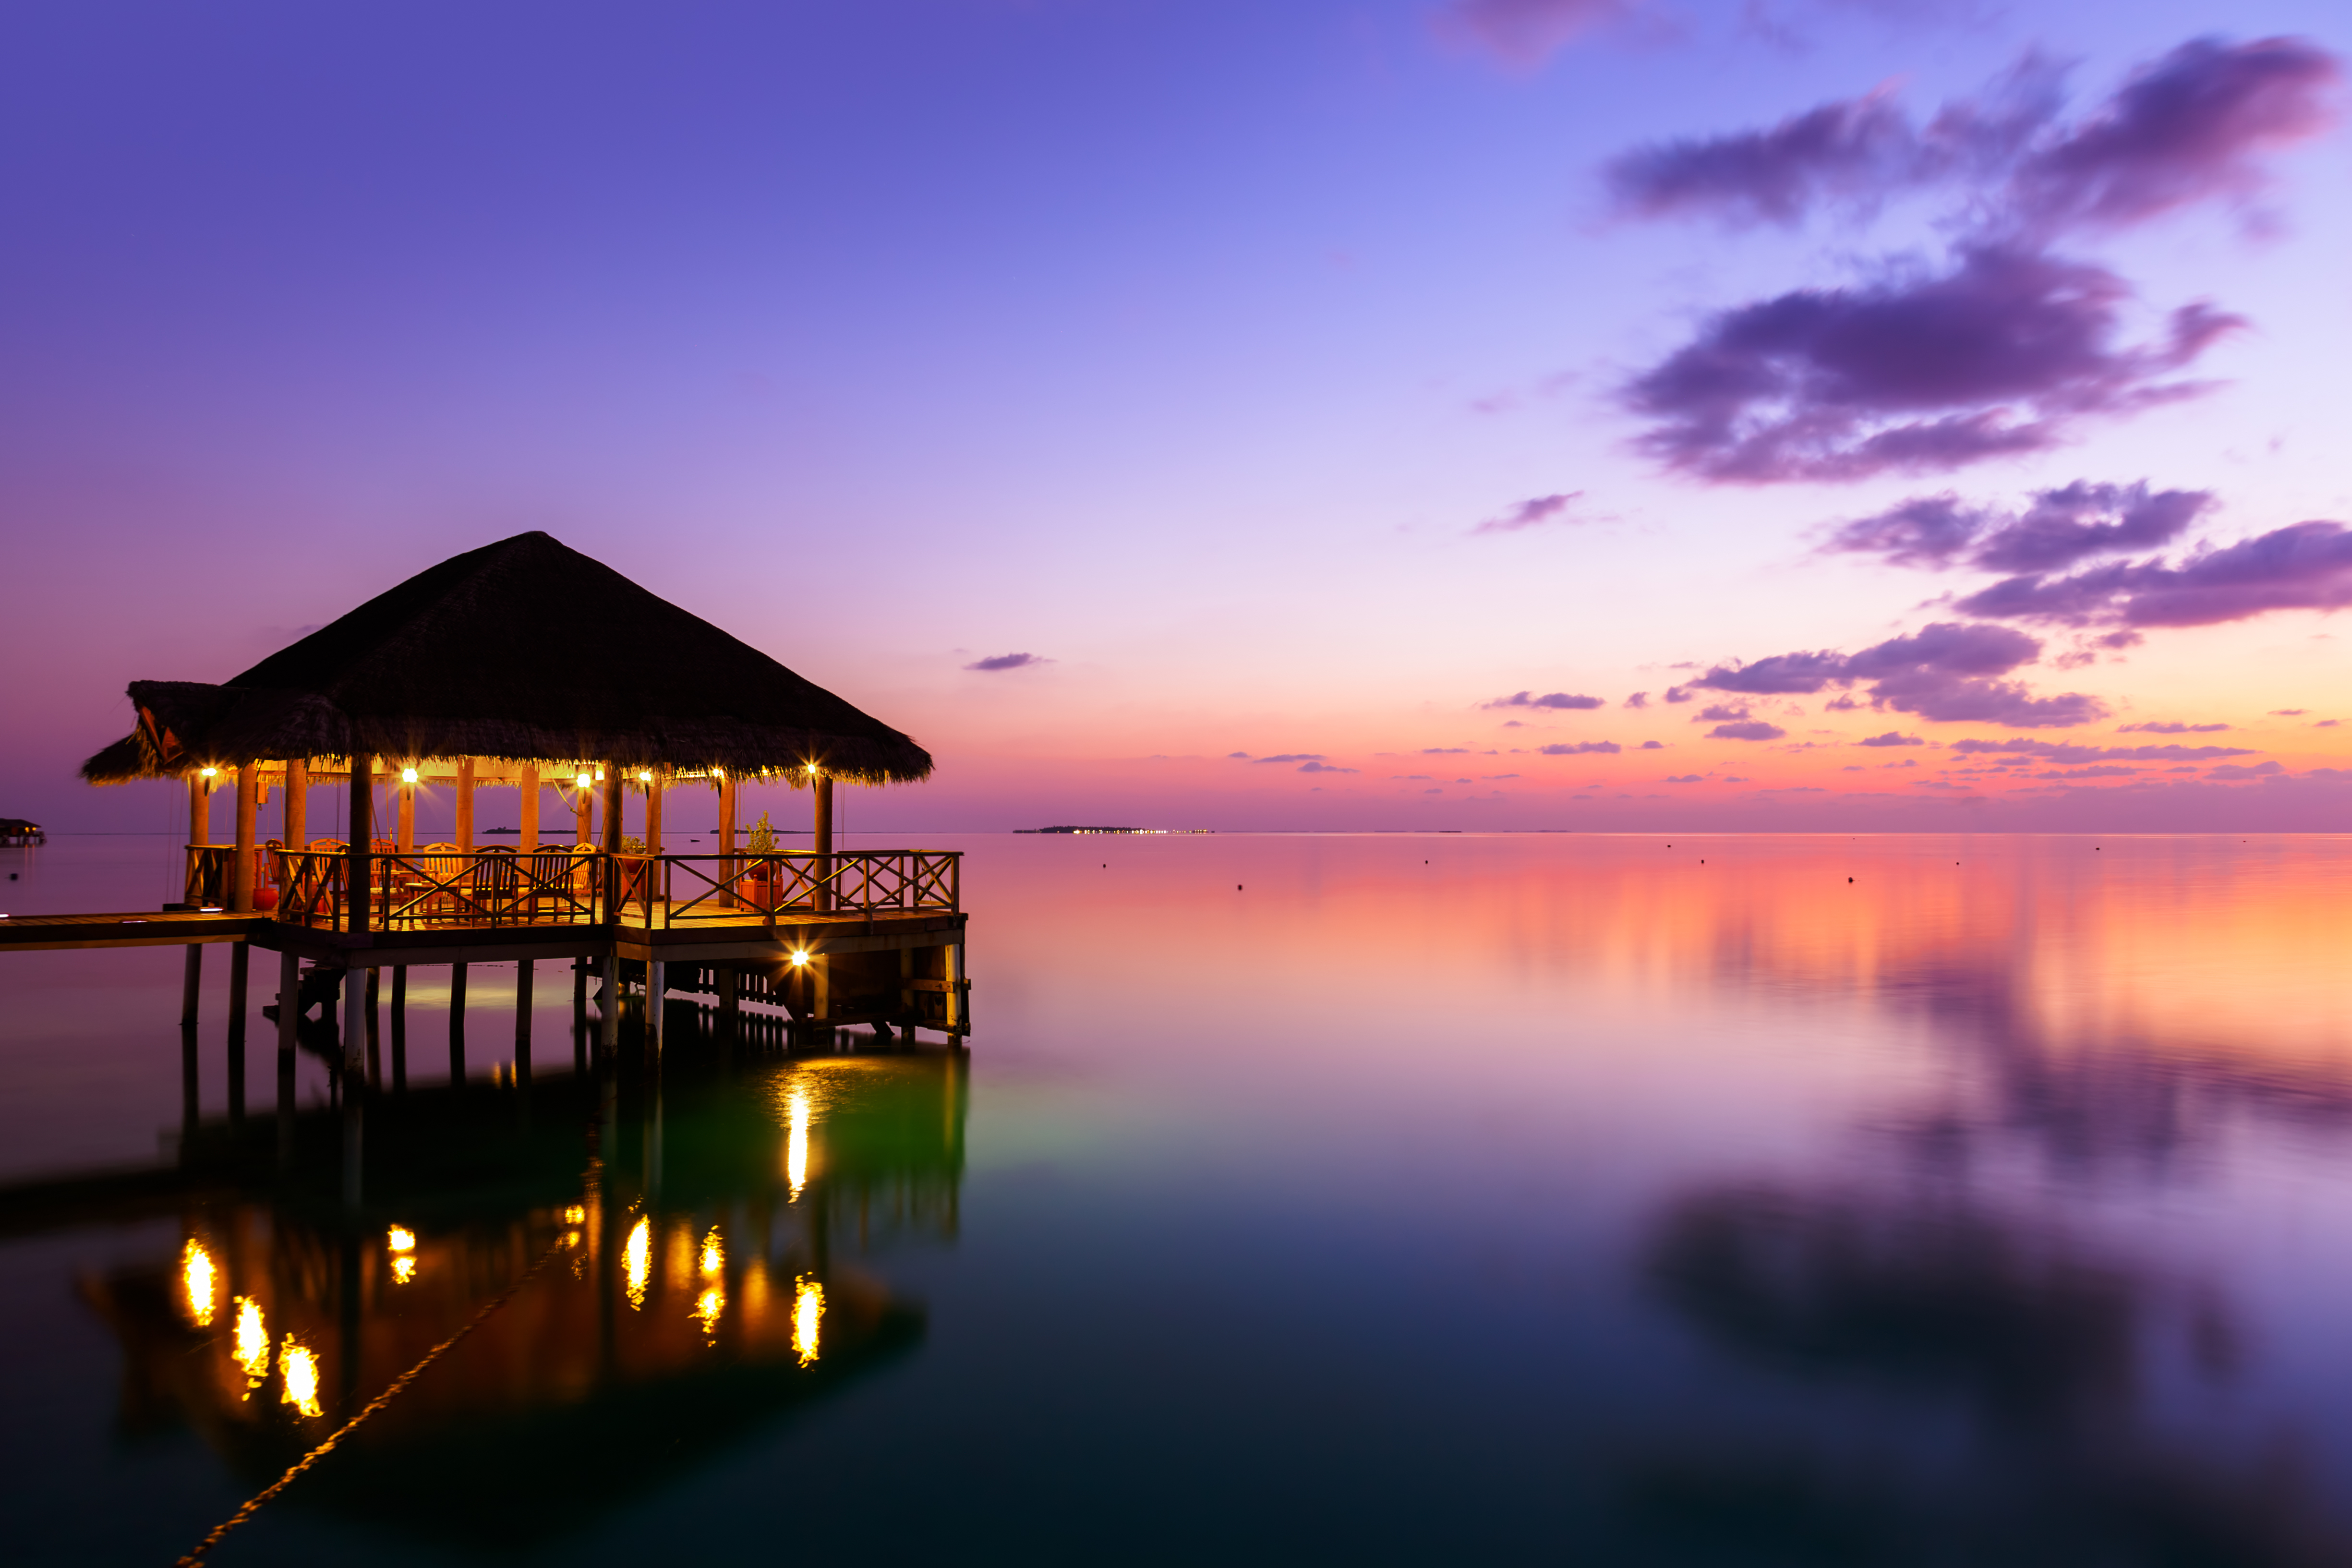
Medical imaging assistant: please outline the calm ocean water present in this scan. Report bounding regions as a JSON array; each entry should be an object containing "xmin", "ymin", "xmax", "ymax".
[{"xmin": 5, "ymin": 831, "xmax": 2352, "ymax": 1565}]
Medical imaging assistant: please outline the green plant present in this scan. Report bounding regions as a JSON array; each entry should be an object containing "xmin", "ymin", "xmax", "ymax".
[
  {"xmin": 621, "ymin": 834, "xmax": 645, "ymax": 853},
  {"xmin": 747, "ymin": 810, "xmax": 777, "ymax": 856}
]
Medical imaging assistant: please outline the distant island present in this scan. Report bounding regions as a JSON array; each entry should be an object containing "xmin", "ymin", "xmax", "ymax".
[{"xmin": 1017, "ymin": 826, "xmax": 1210, "ymax": 835}]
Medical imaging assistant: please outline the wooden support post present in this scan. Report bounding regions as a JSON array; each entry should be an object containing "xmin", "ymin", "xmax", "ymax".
[
  {"xmin": 455, "ymin": 756, "xmax": 476, "ymax": 851},
  {"xmin": 277, "ymin": 950, "xmax": 299, "ymax": 1169},
  {"xmin": 348, "ymin": 752, "xmax": 374, "ymax": 938},
  {"xmin": 813, "ymin": 772, "xmax": 833, "ymax": 913},
  {"xmin": 717, "ymin": 771, "xmax": 737, "ymax": 905},
  {"xmin": 449, "ymin": 962, "xmax": 468, "ymax": 1081},
  {"xmin": 515, "ymin": 959, "xmax": 533, "ymax": 1077},
  {"xmin": 284, "ymin": 758, "xmax": 307, "ymax": 852},
  {"xmin": 190, "ymin": 772, "xmax": 210, "ymax": 847},
  {"xmin": 946, "ymin": 940, "xmax": 965, "ymax": 1035},
  {"xmin": 181, "ymin": 944, "xmax": 203, "ymax": 1025},
  {"xmin": 231, "ymin": 767, "xmax": 260, "ymax": 912},
  {"xmin": 599, "ymin": 951, "xmax": 620, "ymax": 1052},
  {"xmin": 645, "ymin": 771, "xmax": 663, "ymax": 854},
  {"xmin": 341, "ymin": 961, "xmax": 367, "ymax": 1079},
  {"xmin": 390, "ymin": 966, "xmax": 408, "ymax": 1091},
  {"xmin": 227, "ymin": 941, "xmax": 250, "ymax": 1115},
  {"xmin": 518, "ymin": 763, "xmax": 540, "ymax": 851},
  {"xmin": 575, "ymin": 772, "xmax": 593, "ymax": 846},
  {"xmin": 397, "ymin": 768, "xmax": 416, "ymax": 854},
  {"xmin": 647, "ymin": 961, "xmax": 665, "ymax": 1054}
]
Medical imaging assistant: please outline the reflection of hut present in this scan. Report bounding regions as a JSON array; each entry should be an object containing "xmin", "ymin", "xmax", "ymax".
[
  {"xmin": 63, "ymin": 1049, "xmax": 963, "ymax": 1551},
  {"xmin": 0, "ymin": 817, "xmax": 40, "ymax": 845}
]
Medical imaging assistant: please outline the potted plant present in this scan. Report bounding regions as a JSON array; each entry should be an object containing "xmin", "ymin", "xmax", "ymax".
[{"xmin": 743, "ymin": 811, "xmax": 777, "ymax": 908}]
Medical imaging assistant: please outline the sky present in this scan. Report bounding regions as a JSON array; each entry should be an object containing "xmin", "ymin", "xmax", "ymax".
[{"xmin": 3, "ymin": 0, "xmax": 2350, "ymax": 832}]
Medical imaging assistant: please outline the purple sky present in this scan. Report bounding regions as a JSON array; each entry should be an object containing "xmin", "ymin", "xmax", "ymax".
[{"xmin": 3, "ymin": 0, "xmax": 2349, "ymax": 832}]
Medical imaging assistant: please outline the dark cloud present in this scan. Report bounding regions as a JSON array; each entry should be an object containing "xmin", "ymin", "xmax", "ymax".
[
  {"xmin": 965, "ymin": 651, "xmax": 1049, "ymax": 672},
  {"xmin": 1540, "ymin": 741, "xmax": 1623, "ymax": 755},
  {"xmin": 1227, "ymin": 751, "xmax": 1251, "ymax": 759},
  {"xmin": 1251, "ymin": 753, "xmax": 1325, "ymax": 764},
  {"xmin": 1952, "ymin": 737, "xmax": 2255, "ymax": 763},
  {"xmin": 1485, "ymin": 690, "xmax": 1605, "ymax": 709},
  {"xmin": 1297, "ymin": 760, "xmax": 1357, "ymax": 774},
  {"xmin": 1957, "ymin": 520, "xmax": 2352, "ymax": 628},
  {"xmin": 1857, "ymin": 731, "xmax": 1926, "ymax": 747},
  {"xmin": 1696, "ymin": 620, "xmax": 2104, "ymax": 728},
  {"xmin": 1826, "ymin": 481, "xmax": 2214, "ymax": 573},
  {"xmin": 2007, "ymin": 37, "xmax": 2343, "ymax": 237},
  {"xmin": 1606, "ymin": 38, "xmax": 2340, "ymax": 238},
  {"xmin": 1422, "ymin": 747, "xmax": 1471, "ymax": 754},
  {"xmin": 1664, "ymin": 773, "xmax": 1705, "ymax": 783},
  {"xmin": 2116, "ymin": 720, "xmax": 2230, "ymax": 733},
  {"xmin": 1694, "ymin": 702, "xmax": 1751, "ymax": 721},
  {"xmin": 1640, "ymin": 740, "xmax": 1664, "ymax": 749},
  {"xmin": 1473, "ymin": 492, "xmax": 1584, "ymax": 534},
  {"xmin": 1435, "ymin": 0, "xmax": 1634, "ymax": 66},
  {"xmin": 1624, "ymin": 247, "xmax": 2239, "ymax": 484},
  {"xmin": 1709, "ymin": 721, "xmax": 1788, "ymax": 741}
]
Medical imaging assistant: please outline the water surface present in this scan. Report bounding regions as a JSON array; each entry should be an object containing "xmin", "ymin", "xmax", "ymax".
[{"xmin": 5, "ymin": 831, "xmax": 2352, "ymax": 1565}]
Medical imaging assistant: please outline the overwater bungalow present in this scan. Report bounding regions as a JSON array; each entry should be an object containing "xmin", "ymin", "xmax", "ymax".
[
  {"xmin": 0, "ymin": 817, "xmax": 40, "ymax": 845},
  {"xmin": 24, "ymin": 530, "xmax": 967, "ymax": 1058}
]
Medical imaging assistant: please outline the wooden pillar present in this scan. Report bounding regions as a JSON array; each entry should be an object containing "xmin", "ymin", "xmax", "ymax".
[
  {"xmin": 601, "ymin": 767, "xmax": 623, "ymax": 919},
  {"xmin": 450, "ymin": 961, "xmax": 468, "ymax": 1080},
  {"xmin": 455, "ymin": 757, "xmax": 476, "ymax": 851},
  {"xmin": 190, "ymin": 773, "xmax": 211, "ymax": 847},
  {"xmin": 717, "ymin": 770, "xmax": 737, "ymax": 906},
  {"xmin": 575, "ymin": 772, "xmax": 593, "ymax": 846},
  {"xmin": 283, "ymin": 759, "xmax": 307, "ymax": 850},
  {"xmin": 813, "ymin": 772, "xmax": 833, "ymax": 913},
  {"xmin": 227, "ymin": 941, "xmax": 251, "ymax": 1115},
  {"xmin": 341, "ymin": 960, "xmax": 367, "ymax": 1078},
  {"xmin": 365, "ymin": 967, "xmax": 382, "ymax": 1087},
  {"xmin": 277, "ymin": 950, "xmax": 299, "ymax": 1169},
  {"xmin": 390, "ymin": 966, "xmax": 408, "ymax": 1091},
  {"xmin": 396, "ymin": 767, "xmax": 416, "ymax": 854},
  {"xmin": 348, "ymin": 752, "xmax": 374, "ymax": 937},
  {"xmin": 181, "ymin": 945, "xmax": 203, "ymax": 1025},
  {"xmin": 518, "ymin": 764, "xmax": 540, "ymax": 851},
  {"xmin": 515, "ymin": 958, "xmax": 534, "ymax": 1074},
  {"xmin": 231, "ymin": 767, "xmax": 260, "ymax": 912},
  {"xmin": 645, "ymin": 771, "xmax": 663, "ymax": 854},
  {"xmin": 647, "ymin": 960, "xmax": 665, "ymax": 1054}
]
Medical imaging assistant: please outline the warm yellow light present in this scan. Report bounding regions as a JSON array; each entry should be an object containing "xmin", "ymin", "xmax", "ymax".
[
  {"xmin": 233, "ymin": 1298, "xmax": 269, "ymax": 1389},
  {"xmin": 391, "ymin": 1255, "xmax": 417, "ymax": 1285},
  {"xmin": 789, "ymin": 949, "xmax": 810, "ymax": 967},
  {"xmin": 694, "ymin": 1285, "xmax": 725, "ymax": 1342},
  {"xmin": 182, "ymin": 1239, "xmax": 217, "ymax": 1327},
  {"xmin": 594, "ymin": 769, "xmax": 606, "ymax": 782},
  {"xmin": 786, "ymin": 1087, "xmax": 810, "ymax": 1199},
  {"xmin": 793, "ymin": 1276, "xmax": 824, "ymax": 1366},
  {"xmin": 638, "ymin": 770, "xmax": 653, "ymax": 784},
  {"xmin": 805, "ymin": 763, "xmax": 818, "ymax": 775},
  {"xmin": 700, "ymin": 1227, "xmax": 724, "ymax": 1278},
  {"xmin": 575, "ymin": 773, "xmax": 592, "ymax": 788},
  {"xmin": 562, "ymin": 1204, "xmax": 587, "ymax": 1225},
  {"xmin": 280, "ymin": 1337, "xmax": 323, "ymax": 1418},
  {"xmin": 199, "ymin": 766, "xmax": 218, "ymax": 778},
  {"xmin": 387, "ymin": 1225, "xmax": 415, "ymax": 1252},
  {"xmin": 624, "ymin": 1216, "xmax": 651, "ymax": 1310},
  {"xmin": 400, "ymin": 767, "xmax": 418, "ymax": 784}
]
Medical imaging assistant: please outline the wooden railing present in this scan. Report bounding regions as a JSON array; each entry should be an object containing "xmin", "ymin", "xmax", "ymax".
[
  {"xmin": 184, "ymin": 845, "xmax": 234, "ymax": 908},
  {"xmin": 265, "ymin": 847, "xmax": 958, "ymax": 932},
  {"xmin": 615, "ymin": 851, "xmax": 961, "ymax": 928}
]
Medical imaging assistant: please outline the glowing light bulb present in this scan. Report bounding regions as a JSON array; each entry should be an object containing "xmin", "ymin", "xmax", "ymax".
[
  {"xmin": 280, "ymin": 1337, "xmax": 323, "ymax": 1418},
  {"xmin": 387, "ymin": 1225, "xmax": 415, "ymax": 1252},
  {"xmin": 793, "ymin": 1276, "xmax": 824, "ymax": 1366},
  {"xmin": 638, "ymin": 770, "xmax": 652, "ymax": 784},
  {"xmin": 789, "ymin": 949, "xmax": 810, "ymax": 967},
  {"xmin": 700, "ymin": 1227, "xmax": 724, "ymax": 1278},
  {"xmin": 400, "ymin": 767, "xmax": 418, "ymax": 784},
  {"xmin": 594, "ymin": 769, "xmax": 605, "ymax": 782},
  {"xmin": 576, "ymin": 773, "xmax": 592, "ymax": 788},
  {"xmin": 199, "ymin": 766, "xmax": 218, "ymax": 778},
  {"xmin": 182, "ymin": 1239, "xmax": 217, "ymax": 1327},
  {"xmin": 562, "ymin": 1205, "xmax": 586, "ymax": 1225},
  {"xmin": 624, "ymin": 1216, "xmax": 651, "ymax": 1309},
  {"xmin": 391, "ymin": 1255, "xmax": 417, "ymax": 1284}
]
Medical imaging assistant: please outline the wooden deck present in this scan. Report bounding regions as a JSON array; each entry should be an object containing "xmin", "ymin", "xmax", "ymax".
[{"xmin": 0, "ymin": 909, "xmax": 266, "ymax": 953}]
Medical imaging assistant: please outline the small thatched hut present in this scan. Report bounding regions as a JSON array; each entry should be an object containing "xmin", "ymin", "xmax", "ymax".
[{"xmin": 81, "ymin": 531, "xmax": 932, "ymax": 916}]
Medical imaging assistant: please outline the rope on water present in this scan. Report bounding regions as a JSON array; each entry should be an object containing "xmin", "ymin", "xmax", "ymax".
[{"xmin": 173, "ymin": 1230, "xmax": 569, "ymax": 1566}]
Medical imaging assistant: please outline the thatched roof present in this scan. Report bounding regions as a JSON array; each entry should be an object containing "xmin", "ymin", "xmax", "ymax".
[{"xmin": 82, "ymin": 531, "xmax": 932, "ymax": 785}]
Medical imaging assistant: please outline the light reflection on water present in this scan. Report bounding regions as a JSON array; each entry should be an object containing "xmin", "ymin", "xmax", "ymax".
[{"xmin": 6, "ymin": 832, "xmax": 2352, "ymax": 1564}]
